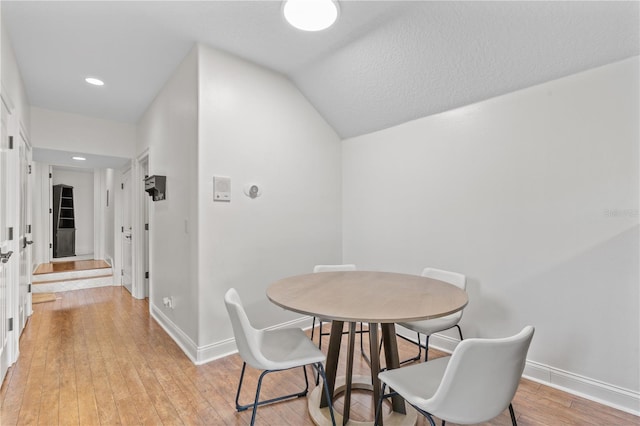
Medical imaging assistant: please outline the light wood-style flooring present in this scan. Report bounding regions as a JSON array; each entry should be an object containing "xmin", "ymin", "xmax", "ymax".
[{"xmin": 0, "ymin": 287, "xmax": 637, "ymax": 425}]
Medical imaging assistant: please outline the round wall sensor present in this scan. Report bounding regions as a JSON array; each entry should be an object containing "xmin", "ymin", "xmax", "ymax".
[{"xmin": 243, "ymin": 184, "xmax": 262, "ymax": 199}]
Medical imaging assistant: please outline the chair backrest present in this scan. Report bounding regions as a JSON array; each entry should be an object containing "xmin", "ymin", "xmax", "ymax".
[
  {"xmin": 224, "ymin": 288, "xmax": 268, "ymax": 370},
  {"xmin": 421, "ymin": 267, "xmax": 466, "ymax": 290},
  {"xmin": 313, "ymin": 264, "xmax": 357, "ymax": 273},
  {"xmin": 422, "ymin": 268, "xmax": 466, "ymax": 321},
  {"xmin": 420, "ymin": 326, "xmax": 535, "ymax": 424}
]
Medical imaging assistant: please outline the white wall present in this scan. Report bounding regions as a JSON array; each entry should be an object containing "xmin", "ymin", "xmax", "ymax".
[
  {"xmin": 52, "ymin": 168, "xmax": 94, "ymax": 256},
  {"xmin": 196, "ymin": 45, "xmax": 342, "ymax": 357},
  {"xmin": 91, "ymin": 168, "xmax": 115, "ymax": 264},
  {"xmin": 31, "ymin": 162, "xmax": 50, "ymax": 266},
  {"xmin": 30, "ymin": 107, "xmax": 135, "ymax": 159},
  {"xmin": 343, "ymin": 57, "xmax": 639, "ymax": 410},
  {"xmin": 138, "ymin": 44, "xmax": 342, "ymax": 362},
  {"xmin": 137, "ymin": 47, "xmax": 199, "ymax": 346}
]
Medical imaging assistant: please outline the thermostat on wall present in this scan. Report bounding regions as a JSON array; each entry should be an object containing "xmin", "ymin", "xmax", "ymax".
[
  {"xmin": 243, "ymin": 183, "xmax": 262, "ymax": 199},
  {"xmin": 213, "ymin": 176, "xmax": 231, "ymax": 202}
]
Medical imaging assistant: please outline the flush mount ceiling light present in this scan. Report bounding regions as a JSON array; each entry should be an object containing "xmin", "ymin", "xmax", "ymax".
[
  {"xmin": 283, "ymin": 0, "xmax": 339, "ymax": 31},
  {"xmin": 72, "ymin": 156, "xmax": 86, "ymax": 161},
  {"xmin": 85, "ymin": 77, "xmax": 104, "ymax": 86}
]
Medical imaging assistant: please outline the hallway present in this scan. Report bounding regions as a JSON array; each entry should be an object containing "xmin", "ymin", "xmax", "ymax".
[{"xmin": 1, "ymin": 287, "xmax": 638, "ymax": 425}]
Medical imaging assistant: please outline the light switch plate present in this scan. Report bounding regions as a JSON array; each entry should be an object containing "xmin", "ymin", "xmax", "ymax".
[{"xmin": 213, "ymin": 176, "xmax": 231, "ymax": 202}]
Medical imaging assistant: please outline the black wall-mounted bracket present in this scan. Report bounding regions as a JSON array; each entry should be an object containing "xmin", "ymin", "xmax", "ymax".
[{"xmin": 144, "ymin": 175, "xmax": 166, "ymax": 201}]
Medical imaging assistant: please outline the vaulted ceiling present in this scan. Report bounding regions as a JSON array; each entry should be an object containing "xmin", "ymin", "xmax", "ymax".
[{"xmin": 3, "ymin": 1, "xmax": 639, "ymax": 139}]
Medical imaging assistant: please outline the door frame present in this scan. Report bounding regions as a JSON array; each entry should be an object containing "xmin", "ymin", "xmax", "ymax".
[
  {"xmin": 16, "ymin": 125, "xmax": 33, "ymax": 331},
  {"xmin": 120, "ymin": 167, "xmax": 133, "ymax": 294},
  {"xmin": 131, "ymin": 149, "xmax": 151, "ymax": 299},
  {"xmin": 135, "ymin": 150, "xmax": 150, "ymax": 300},
  {"xmin": 2, "ymin": 92, "xmax": 31, "ymax": 371}
]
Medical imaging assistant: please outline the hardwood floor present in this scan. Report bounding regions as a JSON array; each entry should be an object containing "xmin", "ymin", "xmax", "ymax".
[{"xmin": 0, "ymin": 287, "xmax": 637, "ymax": 425}]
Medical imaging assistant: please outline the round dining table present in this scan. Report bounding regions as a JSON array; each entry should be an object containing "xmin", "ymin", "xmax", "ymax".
[{"xmin": 267, "ymin": 270, "xmax": 468, "ymax": 426}]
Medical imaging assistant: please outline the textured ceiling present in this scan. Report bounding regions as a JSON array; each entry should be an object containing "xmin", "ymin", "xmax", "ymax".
[{"xmin": 3, "ymin": 1, "xmax": 639, "ymax": 140}]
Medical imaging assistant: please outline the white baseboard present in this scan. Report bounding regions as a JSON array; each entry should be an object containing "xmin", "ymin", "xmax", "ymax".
[
  {"xmin": 150, "ymin": 303, "xmax": 199, "ymax": 364},
  {"xmin": 523, "ymin": 360, "xmax": 640, "ymax": 416},
  {"xmin": 398, "ymin": 328, "xmax": 640, "ymax": 416}
]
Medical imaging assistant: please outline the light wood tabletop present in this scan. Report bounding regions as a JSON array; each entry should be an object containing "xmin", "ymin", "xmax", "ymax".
[
  {"xmin": 267, "ymin": 271, "xmax": 469, "ymax": 426},
  {"xmin": 267, "ymin": 271, "xmax": 468, "ymax": 323}
]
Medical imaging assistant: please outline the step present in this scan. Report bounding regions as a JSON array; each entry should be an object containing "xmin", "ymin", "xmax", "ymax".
[
  {"xmin": 32, "ymin": 274, "xmax": 115, "ymax": 293},
  {"xmin": 33, "ymin": 267, "xmax": 113, "ymax": 283}
]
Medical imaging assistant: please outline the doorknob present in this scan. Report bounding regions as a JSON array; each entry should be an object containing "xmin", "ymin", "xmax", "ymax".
[{"xmin": 0, "ymin": 250, "xmax": 13, "ymax": 264}]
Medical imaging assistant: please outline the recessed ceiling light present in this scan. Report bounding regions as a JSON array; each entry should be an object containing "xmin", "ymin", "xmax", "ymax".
[
  {"xmin": 72, "ymin": 156, "xmax": 86, "ymax": 161},
  {"xmin": 85, "ymin": 77, "xmax": 104, "ymax": 86},
  {"xmin": 283, "ymin": 0, "xmax": 339, "ymax": 32}
]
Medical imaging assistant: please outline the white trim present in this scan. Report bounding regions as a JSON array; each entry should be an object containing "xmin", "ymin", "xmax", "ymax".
[
  {"xmin": 150, "ymin": 303, "xmax": 198, "ymax": 363},
  {"xmin": 93, "ymin": 170, "xmax": 105, "ymax": 261},
  {"xmin": 523, "ymin": 361, "xmax": 640, "ymax": 416},
  {"xmin": 398, "ymin": 329, "xmax": 640, "ymax": 416},
  {"xmin": 132, "ymin": 152, "xmax": 148, "ymax": 300},
  {"xmin": 194, "ymin": 338, "xmax": 237, "ymax": 366}
]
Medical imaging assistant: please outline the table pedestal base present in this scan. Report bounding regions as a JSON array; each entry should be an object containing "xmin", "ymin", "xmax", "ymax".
[{"xmin": 308, "ymin": 375, "xmax": 417, "ymax": 426}]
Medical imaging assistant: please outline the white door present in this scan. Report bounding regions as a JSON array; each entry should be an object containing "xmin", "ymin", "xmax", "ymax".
[
  {"xmin": 121, "ymin": 170, "xmax": 133, "ymax": 293},
  {"xmin": 0, "ymin": 100, "xmax": 12, "ymax": 381},
  {"xmin": 17, "ymin": 132, "xmax": 31, "ymax": 332}
]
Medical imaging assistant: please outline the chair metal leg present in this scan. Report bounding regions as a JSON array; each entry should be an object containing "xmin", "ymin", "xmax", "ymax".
[
  {"xmin": 375, "ymin": 383, "xmax": 386, "ymax": 426},
  {"xmin": 315, "ymin": 362, "xmax": 337, "ymax": 426},
  {"xmin": 235, "ymin": 362, "xmax": 310, "ymax": 424},
  {"xmin": 415, "ymin": 405, "xmax": 436, "ymax": 426},
  {"xmin": 250, "ymin": 369, "xmax": 267, "ymax": 425},
  {"xmin": 396, "ymin": 332, "xmax": 424, "ymax": 365},
  {"xmin": 311, "ymin": 316, "xmax": 317, "ymax": 342},
  {"xmin": 235, "ymin": 362, "xmax": 249, "ymax": 412},
  {"xmin": 424, "ymin": 335, "xmax": 430, "ymax": 362},
  {"xmin": 377, "ymin": 385, "xmax": 438, "ymax": 426},
  {"xmin": 455, "ymin": 324, "xmax": 464, "ymax": 340},
  {"xmin": 315, "ymin": 320, "xmax": 324, "ymax": 385},
  {"xmin": 509, "ymin": 403, "xmax": 518, "ymax": 426},
  {"xmin": 397, "ymin": 325, "xmax": 465, "ymax": 365}
]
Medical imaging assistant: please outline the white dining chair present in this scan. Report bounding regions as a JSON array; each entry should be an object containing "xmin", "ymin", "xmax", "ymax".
[
  {"xmin": 310, "ymin": 264, "xmax": 360, "ymax": 351},
  {"xmin": 376, "ymin": 326, "xmax": 534, "ymax": 426},
  {"xmin": 311, "ymin": 264, "xmax": 367, "ymax": 382},
  {"xmin": 397, "ymin": 268, "xmax": 466, "ymax": 363},
  {"xmin": 224, "ymin": 288, "xmax": 336, "ymax": 425}
]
